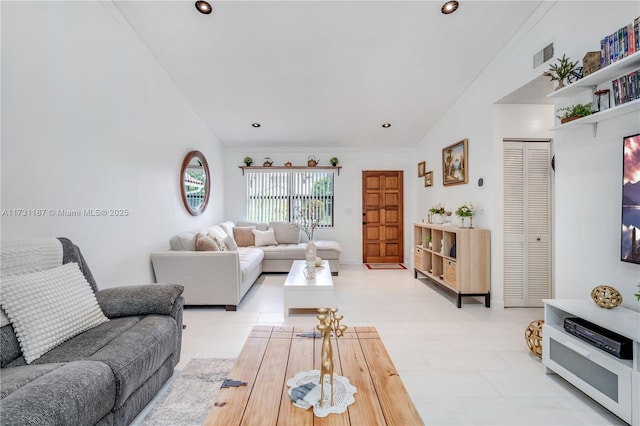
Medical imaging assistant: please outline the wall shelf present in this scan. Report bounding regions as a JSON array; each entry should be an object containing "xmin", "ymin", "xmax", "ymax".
[
  {"xmin": 551, "ymin": 98, "xmax": 640, "ymax": 135},
  {"xmin": 239, "ymin": 166, "xmax": 342, "ymax": 176},
  {"xmin": 547, "ymin": 51, "xmax": 640, "ymax": 137},
  {"xmin": 547, "ymin": 52, "xmax": 640, "ymax": 98}
]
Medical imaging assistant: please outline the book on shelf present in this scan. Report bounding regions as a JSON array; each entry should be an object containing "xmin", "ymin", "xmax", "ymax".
[
  {"xmin": 611, "ymin": 70, "xmax": 640, "ymax": 106},
  {"xmin": 600, "ymin": 17, "xmax": 640, "ymax": 66}
]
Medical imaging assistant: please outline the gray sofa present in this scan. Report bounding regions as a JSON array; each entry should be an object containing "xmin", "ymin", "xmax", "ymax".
[
  {"xmin": 151, "ymin": 221, "xmax": 342, "ymax": 310},
  {"xmin": 0, "ymin": 238, "xmax": 184, "ymax": 426}
]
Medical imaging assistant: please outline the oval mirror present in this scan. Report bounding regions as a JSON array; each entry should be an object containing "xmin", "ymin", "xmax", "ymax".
[{"xmin": 180, "ymin": 150, "xmax": 210, "ymax": 216}]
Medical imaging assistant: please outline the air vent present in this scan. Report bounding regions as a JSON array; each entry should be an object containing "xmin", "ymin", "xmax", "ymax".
[{"xmin": 533, "ymin": 43, "xmax": 554, "ymax": 69}]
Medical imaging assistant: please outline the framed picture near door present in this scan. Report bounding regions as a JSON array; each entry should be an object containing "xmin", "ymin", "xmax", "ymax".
[
  {"xmin": 442, "ymin": 138, "xmax": 468, "ymax": 186},
  {"xmin": 417, "ymin": 161, "xmax": 426, "ymax": 177}
]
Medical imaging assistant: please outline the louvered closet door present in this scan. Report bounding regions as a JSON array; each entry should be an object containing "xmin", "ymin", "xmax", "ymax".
[{"xmin": 503, "ymin": 140, "xmax": 551, "ymax": 307}]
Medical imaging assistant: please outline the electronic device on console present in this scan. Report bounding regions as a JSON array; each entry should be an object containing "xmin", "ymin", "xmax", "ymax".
[{"xmin": 563, "ymin": 317, "xmax": 632, "ymax": 359}]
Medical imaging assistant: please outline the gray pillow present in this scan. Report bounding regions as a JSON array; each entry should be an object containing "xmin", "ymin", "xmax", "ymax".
[{"xmin": 269, "ymin": 221, "xmax": 301, "ymax": 244}]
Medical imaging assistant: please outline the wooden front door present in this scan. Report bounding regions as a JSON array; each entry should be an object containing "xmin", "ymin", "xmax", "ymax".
[{"xmin": 362, "ymin": 171, "xmax": 404, "ymax": 263}]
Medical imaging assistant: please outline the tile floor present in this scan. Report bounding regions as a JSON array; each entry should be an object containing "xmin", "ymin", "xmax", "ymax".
[{"xmin": 139, "ymin": 264, "xmax": 627, "ymax": 425}]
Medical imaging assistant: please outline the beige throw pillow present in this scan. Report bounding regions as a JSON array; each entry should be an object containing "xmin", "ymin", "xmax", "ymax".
[
  {"xmin": 196, "ymin": 233, "xmax": 219, "ymax": 251},
  {"xmin": 233, "ymin": 227, "xmax": 256, "ymax": 247}
]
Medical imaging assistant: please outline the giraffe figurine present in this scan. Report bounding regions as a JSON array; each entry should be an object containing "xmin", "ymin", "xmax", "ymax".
[{"xmin": 316, "ymin": 308, "xmax": 347, "ymax": 407}]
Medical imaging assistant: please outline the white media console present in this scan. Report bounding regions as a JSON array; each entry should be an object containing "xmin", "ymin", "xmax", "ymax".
[{"xmin": 543, "ymin": 299, "xmax": 640, "ymax": 424}]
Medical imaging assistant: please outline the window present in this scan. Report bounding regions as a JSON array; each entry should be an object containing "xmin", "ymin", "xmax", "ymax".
[{"xmin": 247, "ymin": 171, "xmax": 334, "ymax": 226}]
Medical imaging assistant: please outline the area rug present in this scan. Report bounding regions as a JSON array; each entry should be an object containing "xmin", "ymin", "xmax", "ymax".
[
  {"xmin": 365, "ymin": 263, "xmax": 407, "ymax": 270},
  {"xmin": 140, "ymin": 358, "xmax": 235, "ymax": 426}
]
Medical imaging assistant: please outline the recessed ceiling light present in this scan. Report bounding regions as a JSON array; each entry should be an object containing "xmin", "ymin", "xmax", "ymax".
[
  {"xmin": 195, "ymin": 1, "xmax": 212, "ymax": 15},
  {"xmin": 251, "ymin": 123, "xmax": 261, "ymax": 128},
  {"xmin": 382, "ymin": 123, "xmax": 391, "ymax": 128},
  {"xmin": 441, "ymin": 1, "xmax": 459, "ymax": 14}
]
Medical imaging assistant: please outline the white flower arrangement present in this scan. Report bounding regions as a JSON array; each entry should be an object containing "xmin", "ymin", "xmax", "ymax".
[
  {"xmin": 429, "ymin": 203, "xmax": 445, "ymax": 215},
  {"xmin": 456, "ymin": 202, "xmax": 474, "ymax": 217}
]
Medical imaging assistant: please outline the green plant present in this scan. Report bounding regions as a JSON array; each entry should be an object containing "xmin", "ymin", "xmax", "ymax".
[
  {"xmin": 329, "ymin": 157, "xmax": 339, "ymax": 166},
  {"xmin": 243, "ymin": 156, "xmax": 253, "ymax": 166},
  {"xmin": 429, "ymin": 203, "xmax": 445, "ymax": 215},
  {"xmin": 456, "ymin": 202, "xmax": 474, "ymax": 217},
  {"xmin": 543, "ymin": 54, "xmax": 578, "ymax": 88},
  {"xmin": 556, "ymin": 103, "xmax": 593, "ymax": 120},
  {"xmin": 635, "ymin": 283, "xmax": 640, "ymax": 302}
]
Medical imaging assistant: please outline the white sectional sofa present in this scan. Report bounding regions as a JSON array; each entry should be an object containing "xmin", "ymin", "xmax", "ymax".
[{"xmin": 150, "ymin": 221, "xmax": 342, "ymax": 310}]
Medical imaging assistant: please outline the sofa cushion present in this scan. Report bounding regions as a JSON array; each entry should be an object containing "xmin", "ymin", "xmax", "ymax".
[
  {"xmin": 236, "ymin": 221, "xmax": 268, "ymax": 231},
  {"xmin": 0, "ymin": 360, "xmax": 115, "ymax": 426},
  {"xmin": 238, "ymin": 248, "xmax": 264, "ymax": 282},
  {"xmin": 218, "ymin": 221, "xmax": 236, "ymax": 240},
  {"xmin": 233, "ymin": 227, "xmax": 256, "ymax": 247},
  {"xmin": 0, "ymin": 262, "xmax": 109, "ymax": 364},
  {"xmin": 196, "ymin": 233, "xmax": 219, "ymax": 251},
  {"xmin": 253, "ymin": 229, "xmax": 278, "ymax": 247},
  {"xmin": 14, "ymin": 315, "xmax": 178, "ymax": 409},
  {"xmin": 269, "ymin": 221, "xmax": 301, "ymax": 244},
  {"xmin": 169, "ymin": 231, "xmax": 198, "ymax": 251},
  {"xmin": 259, "ymin": 241, "xmax": 342, "ymax": 260}
]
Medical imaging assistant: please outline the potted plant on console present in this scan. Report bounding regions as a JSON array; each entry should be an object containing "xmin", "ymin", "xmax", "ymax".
[
  {"xmin": 429, "ymin": 203, "xmax": 445, "ymax": 224},
  {"xmin": 243, "ymin": 156, "xmax": 253, "ymax": 166},
  {"xmin": 455, "ymin": 201, "xmax": 474, "ymax": 228}
]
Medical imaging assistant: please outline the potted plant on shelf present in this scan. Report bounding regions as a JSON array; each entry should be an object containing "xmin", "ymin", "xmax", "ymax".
[
  {"xmin": 429, "ymin": 203, "xmax": 445, "ymax": 224},
  {"xmin": 556, "ymin": 103, "xmax": 593, "ymax": 124},
  {"xmin": 243, "ymin": 156, "xmax": 253, "ymax": 166},
  {"xmin": 455, "ymin": 201, "xmax": 474, "ymax": 228},
  {"xmin": 330, "ymin": 157, "xmax": 339, "ymax": 166},
  {"xmin": 543, "ymin": 54, "xmax": 579, "ymax": 90}
]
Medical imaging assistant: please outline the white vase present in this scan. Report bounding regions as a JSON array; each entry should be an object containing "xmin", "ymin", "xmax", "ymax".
[
  {"xmin": 458, "ymin": 216, "xmax": 471, "ymax": 228},
  {"xmin": 432, "ymin": 214, "xmax": 444, "ymax": 224},
  {"xmin": 306, "ymin": 240, "xmax": 317, "ymax": 262}
]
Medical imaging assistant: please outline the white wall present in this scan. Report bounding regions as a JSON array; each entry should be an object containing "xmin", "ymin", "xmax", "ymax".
[
  {"xmin": 1, "ymin": 2, "xmax": 226, "ymax": 288},
  {"xmin": 414, "ymin": 1, "xmax": 640, "ymax": 310},
  {"xmin": 224, "ymin": 147, "xmax": 414, "ymax": 264}
]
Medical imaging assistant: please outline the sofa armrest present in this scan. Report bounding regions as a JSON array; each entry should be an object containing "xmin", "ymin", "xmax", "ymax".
[
  {"xmin": 96, "ymin": 284, "xmax": 184, "ymax": 318},
  {"xmin": 150, "ymin": 251, "xmax": 243, "ymax": 306}
]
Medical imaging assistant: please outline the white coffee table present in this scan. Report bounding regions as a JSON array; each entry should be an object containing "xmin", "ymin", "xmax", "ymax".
[{"xmin": 283, "ymin": 260, "xmax": 335, "ymax": 315}]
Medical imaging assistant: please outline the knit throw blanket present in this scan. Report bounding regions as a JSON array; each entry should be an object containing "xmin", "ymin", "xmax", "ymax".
[{"xmin": 0, "ymin": 238, "xmax": 63, "ymax": 327}]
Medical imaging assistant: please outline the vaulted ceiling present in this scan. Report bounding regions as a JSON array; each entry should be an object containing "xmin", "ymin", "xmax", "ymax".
[{"xmin": 114, "ymin": 1, "xmax": 543, "ymax": 148}]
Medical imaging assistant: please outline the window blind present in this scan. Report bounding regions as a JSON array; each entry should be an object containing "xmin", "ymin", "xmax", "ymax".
[{"xmin": 246, "ymin": 171, "xmax": 334, "ymax": 226}]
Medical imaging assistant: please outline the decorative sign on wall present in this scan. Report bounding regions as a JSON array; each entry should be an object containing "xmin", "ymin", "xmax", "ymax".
[{"xmin": 442, "ymin": 138, "xmax": 468, "ymax": 186}]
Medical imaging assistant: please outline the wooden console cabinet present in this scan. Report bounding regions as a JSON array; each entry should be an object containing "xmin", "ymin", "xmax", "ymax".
[{"xmin": 413, "ymin": 223, "xmax": 490, "ymax": 308}]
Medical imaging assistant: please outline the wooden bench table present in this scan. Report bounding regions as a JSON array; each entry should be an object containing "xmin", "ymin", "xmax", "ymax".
[{"xmin": 204, "ymin": 325, "xmax": 423, "ymax": 426}]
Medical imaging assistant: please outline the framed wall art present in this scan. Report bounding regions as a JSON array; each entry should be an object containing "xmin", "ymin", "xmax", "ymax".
[
  {"xmin": 424, "ymin": 171, "xmax": 433, "ymax": 187},
  {"xmin": 418, "ymin": 161, "xmax": 426, "ymax": 177},
  {"xmin": 442, "ymin": 138, "xmax": 468, "ymax": 186}
]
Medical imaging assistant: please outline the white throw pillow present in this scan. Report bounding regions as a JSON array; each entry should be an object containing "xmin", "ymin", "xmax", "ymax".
[
  {"xmin": 0, "ymin": 262, "xmax": 109, "ymax": 363},
  {"xmin": 253, "ymin": 229, "xmax": 278, "ymax": 247}
]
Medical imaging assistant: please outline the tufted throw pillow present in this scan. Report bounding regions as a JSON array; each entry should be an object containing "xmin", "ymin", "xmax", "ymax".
[
  {"xmin": 196, "ymin": 233, "xmax": 219, "ymax": 251},
  {"xmin": 233, "ymin": 227, "xmax": 256, "ymax": 247},
  {"xmin": 210, "ymin": 234, "xmax": 228, "ymax": 251},
  {"xmin": 0, "ymin": 262, "xmax": 109, "ymax": 364},
  {"xmin": 252, "ymin": 229, "xmax": 278, "ymax": 247}
]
